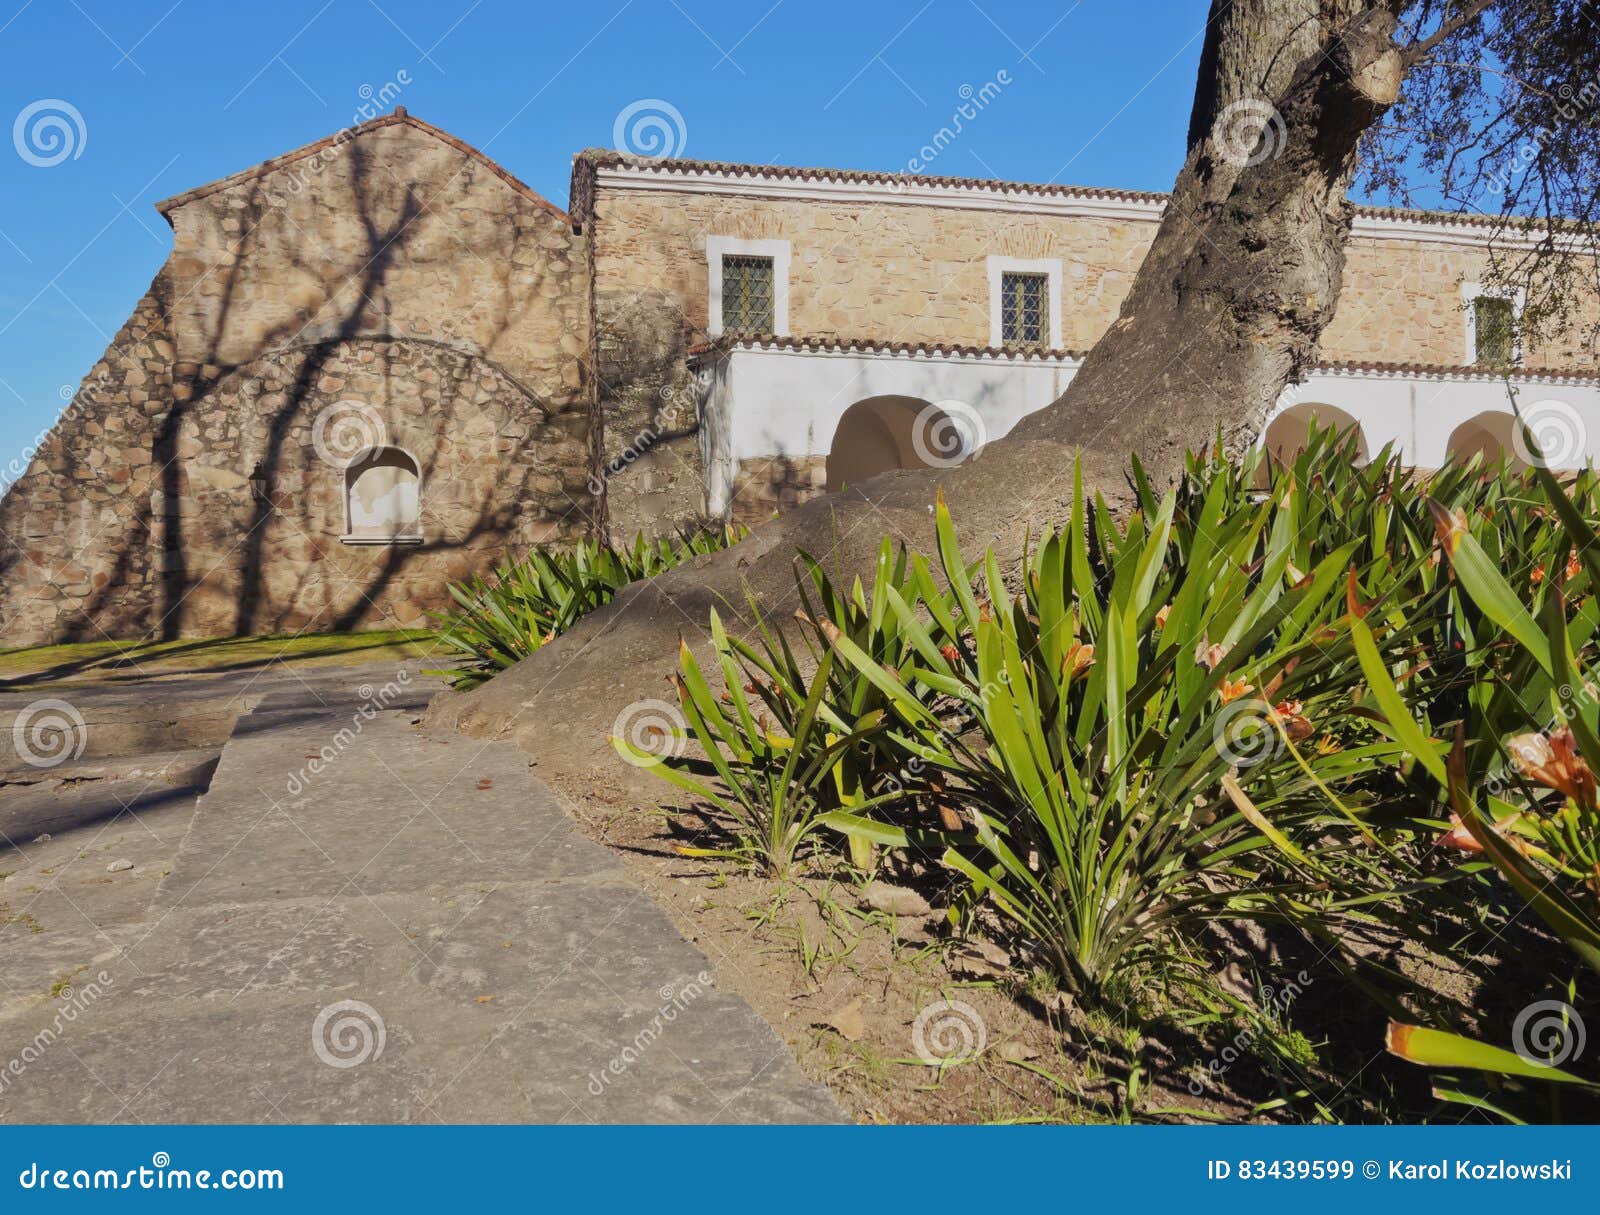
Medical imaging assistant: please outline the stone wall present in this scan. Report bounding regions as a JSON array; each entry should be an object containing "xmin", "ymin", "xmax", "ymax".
[
  {"xmin": 0, "ymin": 114, "xmax": 594, "ymax": 647},
  {"xmin": 591, "ymin": 289, "xmax": 707, "ymax": 541},
  {"xmin": 729, "ymin": 455, "xmax": 827, "ymax": 528},
  {"xmin": 0, "ymin": 283, "xmax": 172, "ymax": 646},
  {"xmin": 586, "ymin": 176, "xmax": 1600, "ymax": 368}
]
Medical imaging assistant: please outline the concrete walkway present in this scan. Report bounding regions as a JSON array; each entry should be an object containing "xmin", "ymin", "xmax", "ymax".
[{"xmin": 0, "ymin": 669, "xmax": 838, "ymax": 1123}]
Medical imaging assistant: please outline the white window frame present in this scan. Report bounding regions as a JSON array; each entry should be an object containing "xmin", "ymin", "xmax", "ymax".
[
  {"xmin": 1461, "ymin": 281, "xmax": 1525, "ymax": 366},
  {"xmin": 988, "ymin": 256, "xmax": 1063, "ymax": 350},
  {"xmin": 707, "ymin": 236, "xmax": 790, "ymax": 337}
]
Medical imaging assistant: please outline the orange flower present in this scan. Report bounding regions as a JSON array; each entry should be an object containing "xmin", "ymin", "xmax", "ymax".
[
  {"xmin": 1429, "ymin": 502, "xmax": 1468, "ymax": 559},
  {"xmin": 1154, "ymin": 603, "xmax": 1172, "ymax": 628},
  {"xmin": 1218, "ymin": 677, "xmax": 1254, "ymax": 703},
  {"xmin": 1269, "ymin": 699, "xmax": 1315, "ymax": 742},
  {"xmin": 1437, "ymin": 813, "xmax": 1482, "ymax": 854},
  {"xmin": 1567, "ymin": 548, "xmax": 1583, "ymax": 580},
  {"xmin": 940, "ymin": 643, "xmax": 962, "ymax": 664},
  {"xmin": 1508, "ymin": 728, "xmax": 1597, "ymax": 808},
  {"xmin": 1062, "ymin": 642, "xmax": 1096, "ymax": 680},
  {"xmin": 1436, "ymin": 810, "xmax": 1532, "ymax": 857},
  {"xmin": 1531, "ymin": 564, "xmax": 1547, "ymax": 586},
  {"xmin": 1194, "ymin": 638, "xmax": 1232, "ymax": 670}
]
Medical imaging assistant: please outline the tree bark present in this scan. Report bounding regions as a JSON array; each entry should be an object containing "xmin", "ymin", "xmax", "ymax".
[{"xmin": 430, "ymin": 2, "xmax": 1409, "ymax": 783}]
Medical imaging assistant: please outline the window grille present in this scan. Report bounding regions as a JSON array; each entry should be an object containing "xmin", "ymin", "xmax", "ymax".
[
  {"xmin": 1473, "ymin": 295, "xmax": 1516, "ymax": 365},
  {"xmin": 1001, "ymin": 272, "xmax": 1048, "ymax": 346},
  {"xmin": 720, "ymin": 255, "xmax": 776, "ymax": 334}
]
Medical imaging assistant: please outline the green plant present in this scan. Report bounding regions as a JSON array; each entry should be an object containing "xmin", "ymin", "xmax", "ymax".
[
  {"xmin": 432, "ymin": 525, "xmax": 743, "ymax": 689},
  {"xmin": 614, "ymin": 612, "xmax": 896, "ymax": 877},
  {"xmin": 819, "ymin": 474, "xmax": 1414, "ymax": 997},
  {"xmin": 1367, "ymin": 458, "xmax": 1600, "ymax": 1117}
]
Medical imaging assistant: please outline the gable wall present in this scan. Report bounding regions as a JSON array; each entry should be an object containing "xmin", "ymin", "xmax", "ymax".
[{"xmin": 0, "ymin": 122, "xmax": 595, "ymax": 647}]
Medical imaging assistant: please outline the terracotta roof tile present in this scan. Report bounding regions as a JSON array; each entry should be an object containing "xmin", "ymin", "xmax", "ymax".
[
  {"xmin": 690, "ymin": 335, "xmax": 1599, "ymax": 382},
  {"xmin": 579, "ymin": 148, "xmax": 1524, "ymax": 232},
  {"xmin": 685, "ymin": 334, "xmax": 1086, "ymax": 361}
]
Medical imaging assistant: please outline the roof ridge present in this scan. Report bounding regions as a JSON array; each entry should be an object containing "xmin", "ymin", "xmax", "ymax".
[
  {"xmin": 581, "ymin": 148, "xmax": 1542, "ymax": 232},
  {"xmin": 155, "ymin": 109, "xmax": 572, "ymax": 225}
]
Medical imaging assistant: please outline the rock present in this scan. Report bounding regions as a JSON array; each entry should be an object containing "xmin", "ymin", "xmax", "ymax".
[
  {"xmin": 949, "ymin": 938, "xmax": 1012, "ymax": 979},
  {"xmin": 1041, "ymin": 990, "xmax": 1074, "ymax": 1017},
  {"xmin": 1215, "ymin": 961, "xmax": 1254, "ymax": 1002},
  {"xmin": 106, "ymin": 860, "xmax": 134, "ymax": 873},
  {"xmin": 859, "ymin": 881, "xmax": 932, "ymax": 918},
  {"xmin": 816, "ymin": 998, "xmax": 866, "ymax": 1042}
]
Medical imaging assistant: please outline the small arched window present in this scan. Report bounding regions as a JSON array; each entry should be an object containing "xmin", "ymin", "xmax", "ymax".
[{"xmin": 342, "ymin": 446, "xmax": 422, "ymax": 544}]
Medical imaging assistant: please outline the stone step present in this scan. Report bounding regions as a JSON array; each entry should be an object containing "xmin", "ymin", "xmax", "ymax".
[{"xmin": 0, "ymin": 686, "xmax": 840, "ymax": 1124}]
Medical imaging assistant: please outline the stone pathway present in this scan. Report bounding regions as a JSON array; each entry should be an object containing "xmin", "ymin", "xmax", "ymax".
[{"xmin": 0, "ymin": 668, "xmax": 839, "ymax": 1123}]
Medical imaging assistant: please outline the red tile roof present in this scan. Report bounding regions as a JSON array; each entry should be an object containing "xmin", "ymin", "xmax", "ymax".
[
  {"xmin": 690, "ymin": 335, "xmax": 1599, "ymax": 381},
  {"xmin": 577, "ymin": 149, "xmax": 1524, "ymax": 233}
]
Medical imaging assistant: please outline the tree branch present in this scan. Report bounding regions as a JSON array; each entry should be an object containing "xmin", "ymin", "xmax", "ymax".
[{"xmin": 1401, "ymin": 0, "xmax": 1499, "ymax": 64}]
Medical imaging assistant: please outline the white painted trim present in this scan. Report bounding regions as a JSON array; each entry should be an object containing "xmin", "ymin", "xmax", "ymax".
[
  {"xmin": 596, "ymin": 164, "xmax": 1576, "ymax": 251},
  {"xmin": 700, "ymin": 338, "xmax": 1599, "ymax": 386},
  {"xmin": 1461, "ymin": 281, "xmax": 1526, "ymax": 365},
  {"xmin": 706, "ymin": 235, "xmax": 791, "ymax": 337},
  {"xmin": 703, "ymin": 342, "xmax": 1083, "ymax": 369},
  {"xmin": 987, "ymin": 256, "xmax": 1063, "ymax": 349}
]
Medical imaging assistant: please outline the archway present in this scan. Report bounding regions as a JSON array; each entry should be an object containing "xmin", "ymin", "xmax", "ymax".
[
  {"xmin": 344, "ymin": 446, "xmax": 422, "ymax": 542},
  {"xmin": 1261, "ymin": 403, "xmax": 1369, "ymax": 465},
  {"xmin": 1445, "ymin": 411, "xmax": 1519, "ymax": 469},
  {"xmin": 825, "ymin": 395, "xmax": 972, "ymax": 492}
]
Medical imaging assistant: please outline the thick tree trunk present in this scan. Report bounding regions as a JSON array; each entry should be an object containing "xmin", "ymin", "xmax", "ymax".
[{"xmin": 431, "ymin": 2, "xmax": 1406, "ymax": 784}]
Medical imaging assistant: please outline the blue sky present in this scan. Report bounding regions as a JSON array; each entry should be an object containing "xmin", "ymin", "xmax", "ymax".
[{"xmin": 0, "ymin": 0, "xmax": 1219, "ymax": 464}]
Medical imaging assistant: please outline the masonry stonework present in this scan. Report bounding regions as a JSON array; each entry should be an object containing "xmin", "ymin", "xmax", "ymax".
[
  {"xmin": 582, "ymin": 167, "xmax": 1598, "ymax": 367},
  {"xmin": 0, "ymin": 113, "xmax": 594, "ymax": 648},
  {"xmin": 6, "ymin": 122, "xmax": 1599, "ymax": 647}
]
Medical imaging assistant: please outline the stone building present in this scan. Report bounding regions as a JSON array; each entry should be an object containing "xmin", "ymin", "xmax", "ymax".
[{"xmin": 3, "ymin": 109, "xmax": 1598, "ymax": 646}]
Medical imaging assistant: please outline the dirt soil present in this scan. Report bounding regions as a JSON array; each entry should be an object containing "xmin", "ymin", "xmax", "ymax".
[{"xmin": 533, "ymin": 764, "xmax": 1337, "ymax": 1125}]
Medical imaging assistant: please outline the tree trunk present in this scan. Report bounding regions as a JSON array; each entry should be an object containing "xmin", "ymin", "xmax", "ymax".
[{"xmin": 430, "ymin": 1, "xmax": 1407, "ymax": 784}]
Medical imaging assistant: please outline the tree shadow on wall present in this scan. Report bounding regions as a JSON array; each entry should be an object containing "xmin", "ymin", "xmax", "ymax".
[{"xmin": 128, "ymin": 133, "xmax": 592, "ymax": 641}]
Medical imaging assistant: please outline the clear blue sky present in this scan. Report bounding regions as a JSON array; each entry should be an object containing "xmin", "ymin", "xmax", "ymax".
[{"xmin": 0, "ymin": 0, "xmax": 1220, "ymax": 465}]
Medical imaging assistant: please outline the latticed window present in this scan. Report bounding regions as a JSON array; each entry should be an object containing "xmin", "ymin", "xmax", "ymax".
[
  {"xmin": 1473, "ymin": 294, "xmax": 1516, "ymax": 365},
  {"xmin": 720, "ymin": 255, "xmax": 776, "ymax": 335},
  {"xmin": 1000, "ymin": 272, "xmax": 1048, "ymax": 346}
]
